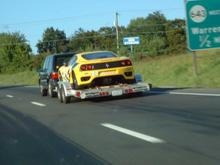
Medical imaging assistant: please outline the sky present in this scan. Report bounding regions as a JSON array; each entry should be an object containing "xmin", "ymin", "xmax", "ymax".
[{"xmin": 0, "ymin": 0, "xmax": 185, "ymax": 53}]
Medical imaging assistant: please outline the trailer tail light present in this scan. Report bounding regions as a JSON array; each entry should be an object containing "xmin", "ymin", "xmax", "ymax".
[
  {"xmin": 76, "ymin": 91, "xmax": 81, "ymax": 97},
  {"xmin": 51, "ymin": 72, "xmax": 59, "ymax": 79},
  {"xmin": 125, "ymin": 88, "xmax": 134, "ymax": 94},
  {"xmin": 80, "ymin": 64, "xmax": 94, "ymax": 71},
  {"xmin": 99, "ymin": 92, "xmax": 109, "ymax": 96}
]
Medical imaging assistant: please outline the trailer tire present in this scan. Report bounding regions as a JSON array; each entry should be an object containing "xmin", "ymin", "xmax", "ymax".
[
  {"xmin": 61, "ymin": 86, "xmax": 71, "ymax": 104},
  {"xmin": 40, "ymin": 85, "xmax": 47, "ymax": 96},
  {"xmin": 72, "ymin": 72, "xmax": 80, "ymax": 90},
  {"xmin": 57, "ymin": 86, "xmax": 63, "ymax": 103},
  {"xmin": 48, "ymin": 82, "xmax": 56, "ymax": 97}
]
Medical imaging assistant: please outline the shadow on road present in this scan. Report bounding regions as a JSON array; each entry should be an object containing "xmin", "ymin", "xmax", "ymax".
[
  {"xmin": 87, "ymin": 87, "xmax": 188, "ymax": 103},
  {"xmin": 0, "ymin": 104, "xmax": 109, "ymax": 165}
]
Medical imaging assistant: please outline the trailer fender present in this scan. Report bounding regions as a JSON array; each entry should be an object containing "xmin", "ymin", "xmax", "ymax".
[{"xmin": 135, "ymin": 74, "xmax": 143, "ymax": 83}]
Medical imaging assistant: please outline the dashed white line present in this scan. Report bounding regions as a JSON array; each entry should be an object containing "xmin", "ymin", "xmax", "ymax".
[
  {"xmin": 6, "ymin": 95, "xmax": 14, "ymax": 98},
  {"xmin": 31, "ymin": 101, "xmax": 46, "ymax": 107},
  {"xmin": 150, "ymin": 91, "xmax": 220, "ymax": 97},
  {"xmin": 101, "ymin": 123, "xmax": 165, "ymax": 144}
]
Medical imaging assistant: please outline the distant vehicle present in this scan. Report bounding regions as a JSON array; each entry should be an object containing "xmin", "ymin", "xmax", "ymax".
[
  {"xmin": 57, "ymin": 51, "xmax": 150, "ymax": 103},
  {"xmin": 59, "ymin": 51, "xmax": 136, "ymax": 90},
  {"xmin": 38, "ymin": 52, "xmax": 75, "ymax": 97}
]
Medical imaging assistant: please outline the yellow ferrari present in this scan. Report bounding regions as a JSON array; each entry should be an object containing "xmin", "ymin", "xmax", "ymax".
[{"xmin": 59, "ymin": 51, "xmax": 136, "ymax": 89}]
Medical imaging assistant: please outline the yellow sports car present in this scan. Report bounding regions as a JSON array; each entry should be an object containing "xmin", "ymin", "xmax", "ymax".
[{"xmin": 59, "ymin": 51, "xmax": 136, "ymax": 89}]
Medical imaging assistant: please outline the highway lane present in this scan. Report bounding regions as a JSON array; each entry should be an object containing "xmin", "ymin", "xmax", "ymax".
[{"xmin": 0, "ymin": 86, "xmax": 220, "ymax": 165}]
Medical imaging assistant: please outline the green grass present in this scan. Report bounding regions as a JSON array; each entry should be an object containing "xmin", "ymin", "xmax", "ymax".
[
  {"xmin": 134, "ymin": 51, "xmax": 220, "ymax": 88},
  {"xmin": 0, "ymin": 70, "xmax": 38, "ymax": 86},
  {"xmin": 0, "ymin": 51, "xmax": 220, "ymax": 88}
]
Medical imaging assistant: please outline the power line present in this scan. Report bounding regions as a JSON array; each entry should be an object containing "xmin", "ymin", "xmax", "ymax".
[
  {"xmin": 119, "ymin": 7, "xmax": 184, "ymax": 13},
  {"xmin": 0, "ymin": 8, "xmax": 184, "ymax": 27},
  {"xmin": 0, "ymin": 28, "xmax": 184, "ymax": 47},
  {"xmin": 0, "ymin": 13, "xmax": 113, "ymax": 27}
]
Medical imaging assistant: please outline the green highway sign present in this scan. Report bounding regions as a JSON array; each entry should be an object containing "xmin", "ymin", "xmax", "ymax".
[{"xmin": 186, "ymin": 0, "xmax": 220, "ymax": 50}]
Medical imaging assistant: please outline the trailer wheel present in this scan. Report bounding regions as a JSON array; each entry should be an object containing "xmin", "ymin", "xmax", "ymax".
[
  {"xmin": 57, "ymin": 86, "xmax": 63, "ymax": 103},
  {"xmin": 61, "ymin": 86, "xmax": 71, "ymax": 104},
  {"xmin": 72, "ymin": 72, "xmax": 80, "ymax": 90},
  {"xmin": 48, "ymin": 82, "xmax": 56, "ymax": 97},
  {"xmin": 40, "ymin": 85, "xmax": 47, "ymax": 96}
]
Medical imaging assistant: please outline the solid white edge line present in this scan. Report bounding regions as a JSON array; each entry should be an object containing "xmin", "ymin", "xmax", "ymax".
[
  {"xmin": 24, "ymin": 86, "xmax": 38, "ymax": 88},
  {"xmin": 6, "ymin": 95, "xmax": 14, "ymax": 98},
  {"xmin": 31, "ymin": 101, "xmax": 46, "ymax": 107},
  {"xmin": 169, "ymin": 91, "xmax": 220, "ymax": 97},
  {"xmin": 150, "ymin": 91, "xmax": 220, "ymax": 97},
  {"xmin": 101, "ymin": 123, "xmax": 165, "ymax": 144}
]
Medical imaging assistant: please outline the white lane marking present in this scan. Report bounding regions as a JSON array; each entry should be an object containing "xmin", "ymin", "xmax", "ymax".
[
  {"xmin": 6, "ymin": 95, "xmax": 14, "ymax": 98},
  {"xmin": 24, "ymin": 85, "xmax": 38, "ymax": 88},
  {"xmin": 150, "ymin": 91, "xmax": 220, "ymax": 97},
  {"xmin": 101, "ymin": 123, "xmax": 165, "ymax": 144},
  {"xmin": 31, "ymin": 101, "xmax": 46, "ymax": 107}
]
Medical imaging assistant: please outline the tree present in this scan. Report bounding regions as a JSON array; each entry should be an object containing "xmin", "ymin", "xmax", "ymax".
[
  {"xmin": 126, "ymin": 11, "xmax": 168, "ymax": 57},
  {"xmin": 68, "ymin": 27, "xmax": 117, "ymax": 52},
  {"xmin": 0, "ymin": 32, "xmax": 32, "ymax": 73},
  {"xmin": 68, "ymin": 28, "xmax": 95, "ymax": 52},
  {"xmin": 36, "ymin": 27, "xmax": 68, "ymax": 53},
  {"xmin": 145, "ymin": 36, "xmax": 167, "ymax": 56},
  {"xmin": 127, "ymin": 11, "xmax": 167, "ymax": 37},
  {"xmin": 98, "ymin": 26, "xmax": 116, "ymax": 51},
  {"xmin": 166, "ymin": 19, "xmax": 186, "ymax": 53}
]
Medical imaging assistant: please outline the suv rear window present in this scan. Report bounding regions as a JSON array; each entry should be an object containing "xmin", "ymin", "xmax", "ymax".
[
  {"xmin": 54, "ymin": 54, "xmax": 74, "ymax": 69},
  {"xmin": 82, "ymin": 52, "xmax": 117, "ymax": 60}
]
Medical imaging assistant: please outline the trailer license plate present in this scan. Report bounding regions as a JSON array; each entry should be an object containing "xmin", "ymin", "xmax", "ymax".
[{"xmin": 112, "ymin": 90, "xmax": 123, "ymax": 96}]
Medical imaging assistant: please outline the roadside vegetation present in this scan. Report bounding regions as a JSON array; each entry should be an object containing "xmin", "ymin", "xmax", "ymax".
[
  {"xmin": 135, "ymin": 50, "xmax": 220, "ymax": 88},
  {"xmin": 0, "ymin": 11, "xmax": 219, "ymax": 87},
  {"xmin": 0, "ymin": 51, "xmax": 219, "ymax": 88},
  {"xmin": 0, "ymin": 71, "xmax": 38, "ymax": 86}
]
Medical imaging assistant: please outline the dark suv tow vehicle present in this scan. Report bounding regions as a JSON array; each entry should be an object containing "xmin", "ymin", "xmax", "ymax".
[{"xmin": 38, "ymin": 52, "xmax": 75, "ymax": 97}]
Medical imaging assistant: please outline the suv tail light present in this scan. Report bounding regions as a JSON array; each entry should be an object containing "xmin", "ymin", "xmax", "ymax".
[{"xmin": 51, "ymin": 72, "xmax": 59, "ymax": 79}]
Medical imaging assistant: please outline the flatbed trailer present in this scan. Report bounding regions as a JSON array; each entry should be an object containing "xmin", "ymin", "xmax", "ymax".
[{"xmin": 57, "ymin": 75, "xmax": 151, "ymax": 103}]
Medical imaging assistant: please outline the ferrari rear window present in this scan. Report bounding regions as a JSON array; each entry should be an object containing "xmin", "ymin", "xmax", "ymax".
[{"xmin": 82, "ymin": 52, "xmax": 117, "ymax": 60}]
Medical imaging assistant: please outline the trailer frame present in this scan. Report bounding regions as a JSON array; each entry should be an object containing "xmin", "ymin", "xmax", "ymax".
[{"xmin": 57, "ymin": 74, "xmax": 151, "ymax": 103}]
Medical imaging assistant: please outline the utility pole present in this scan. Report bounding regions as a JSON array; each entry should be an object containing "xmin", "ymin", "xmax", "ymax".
[{"xmin": 115, "ymin": 12, "xmax": 119, "ymax": 54}]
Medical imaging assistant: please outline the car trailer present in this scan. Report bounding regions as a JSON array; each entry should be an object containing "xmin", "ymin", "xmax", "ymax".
[{"xmin": 57, "ymin": 74, "xmax": 151, "ymax": 104}]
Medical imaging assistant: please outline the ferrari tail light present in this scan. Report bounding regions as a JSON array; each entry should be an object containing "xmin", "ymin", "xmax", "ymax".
[
  {"xmin": 121, "ymin": 61, "xmax": 126, "ymax": 66},
  {"xmin": 80, "ymin": 65, "xmax": 87, "ymax": 71},
  {"xmin": 121, "ymin": 60, "xmax": 132, "ymax": 66},
  {"xmin": 87, "ymin": 64, "xmax": 93, "ymax": 70},
  {"xmin": 51, "ymin": 72, "xmax": 59, "ymax": 79},
  {"xmin": 80, "ymin": 64, "xmax": 94, "ymax": 71},
  {"xmin": 126, "ymin": 60, "xmax": 132, "ymax": 66}
]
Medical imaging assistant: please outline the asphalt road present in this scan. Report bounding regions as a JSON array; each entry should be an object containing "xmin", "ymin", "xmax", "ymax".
[{"xmin": 0, "ymin": 85, "xmax": 220, "ymax": 165}]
